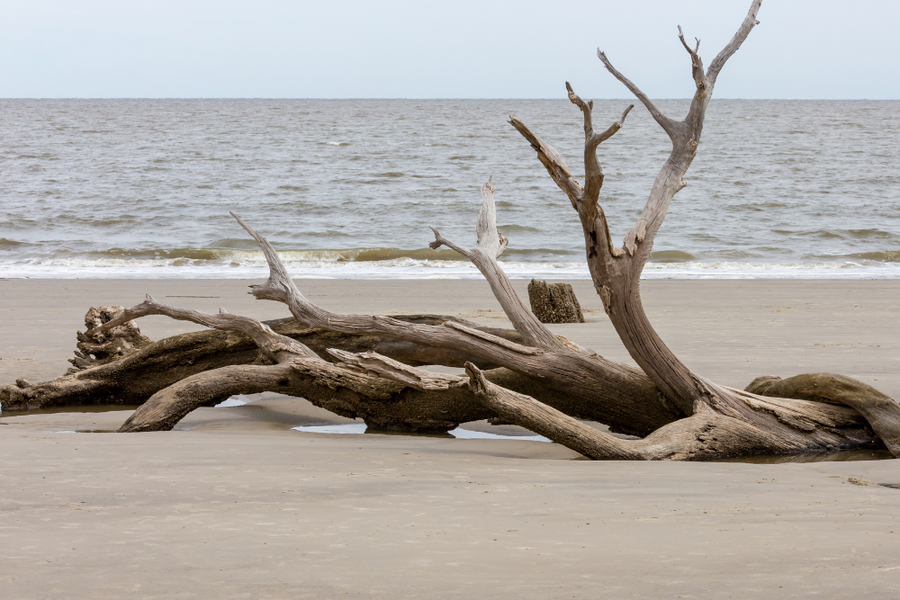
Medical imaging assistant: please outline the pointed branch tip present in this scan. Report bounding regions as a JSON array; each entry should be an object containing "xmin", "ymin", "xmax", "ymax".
[
  {"xmin": 428, "ymin": 226, "xmax": 443, "ymax": 250},
  {"xmin": 230, "ymin": 211, "xmax": 256, "ymax": 237}
]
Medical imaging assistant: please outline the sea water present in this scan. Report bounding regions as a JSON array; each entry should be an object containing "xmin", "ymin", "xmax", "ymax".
[{"xmin": 1, "ymin": 99, "xmax": 898, "ymax": 279}]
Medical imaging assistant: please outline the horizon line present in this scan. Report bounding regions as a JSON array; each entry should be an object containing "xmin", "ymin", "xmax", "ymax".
[{"xmin": 1, "ymin": 97, "xmax": 898, "ymax": 101}]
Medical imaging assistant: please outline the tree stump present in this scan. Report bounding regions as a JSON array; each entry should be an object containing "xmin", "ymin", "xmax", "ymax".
[{"xmin": 527, "ymin": 280, "xmax": 584, "ymax": 324}]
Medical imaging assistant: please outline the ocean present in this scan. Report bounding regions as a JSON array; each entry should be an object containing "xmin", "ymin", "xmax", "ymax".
[{"xmin": 1, "ymin": 99, "xmax": 898, "ymax": 280}]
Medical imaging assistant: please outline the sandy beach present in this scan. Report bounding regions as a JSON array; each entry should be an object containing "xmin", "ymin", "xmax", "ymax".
[{"xmin": 2, "ymin": 278, "xmax": 899, "ymax": 598}]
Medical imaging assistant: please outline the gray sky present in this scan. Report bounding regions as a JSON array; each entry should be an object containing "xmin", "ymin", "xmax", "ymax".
[{"xmin": 1, "ymin": 0, "xmax": 897, "ymax": 99}]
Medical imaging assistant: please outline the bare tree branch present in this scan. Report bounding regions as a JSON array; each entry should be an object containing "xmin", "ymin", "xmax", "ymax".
[
  {"xmin": 706, "ymin": 0, "xmax": 763, "ymax": 85},
  {"xmin": 465, "ymin": 363, "xmax": 807, "ymax": 460},
  {"xmin": 90, "ymin": 294, "xmax": 315, "ymax": 362},
  {"xmin": 429, "ymin": 180, "xmax": 564, "ymax": 351},
  {"xmin": 677, "ymin": 25, "xmax": 707, "ymax": 91},
  {"xmin": 465, "ymin": 362, "xmax": 641, "ymax": 459},
  {"xmin": 475, "ymin": 177, "xmax": 508, "ymax": 258},
  {"xmin": 593, "ymin": 104, "xmax": 634, "ymax": 146},
  {"xmin": 597, "ymin": 50, "xmax": 680, "ymax": 139},
  {"xmin": 565, "ymin": 82, "xmax": 633, "ymax": 203},
  {"xmin": 563, "ymin": 83, "xmax": 632, "ymax": 268},
  {"xmin": 508, "ymin": 116, "xmax": 583, "ymax": 208},
  {"xmin": 231, "ymin": 213, "xmax": 584, "ymax": 363}
]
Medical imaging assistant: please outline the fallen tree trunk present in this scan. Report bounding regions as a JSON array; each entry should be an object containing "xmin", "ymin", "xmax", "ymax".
[
  {"xmin": 1, "ymin": 303, "xmax": 667, "ymax": 435},
  {"xmin": 100, "ymin": 296, "xmax": 642, "ymax": 434},
  {"xmin": 224, "ymin": 187, "xmax": 889, "ymax": 457},
  {"xmin": 5, "ymin": 0, "xmax": 899, "ymax": 460},
  {"xmin": 0, "ymin": 311, "xmax": 518, "ymax": 412}
]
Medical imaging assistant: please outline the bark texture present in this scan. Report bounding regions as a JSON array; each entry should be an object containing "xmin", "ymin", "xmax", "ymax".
[
  {"xmin": 527, "ymin": 280, "xmax": 585, "ymax": 324},
  {"xmin": 0, "ymin": 310, "xmax": 517, "ymax": 412}
]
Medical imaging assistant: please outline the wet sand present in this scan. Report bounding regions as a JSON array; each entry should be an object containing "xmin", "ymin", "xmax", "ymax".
[{"xmin": 1, "ymin": 278, "xmax": 899, "ymax": 598}]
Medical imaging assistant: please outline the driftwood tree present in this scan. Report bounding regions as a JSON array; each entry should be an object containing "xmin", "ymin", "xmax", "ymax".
[{"xmin": 4, "ymin": 0, "xmax": 900, "ymax": 460}]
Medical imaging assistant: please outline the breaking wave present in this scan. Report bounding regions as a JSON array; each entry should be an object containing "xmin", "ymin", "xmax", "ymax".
[{"xmin": 3, "ymin": 245, "xmax": 900, "ymax": 280}]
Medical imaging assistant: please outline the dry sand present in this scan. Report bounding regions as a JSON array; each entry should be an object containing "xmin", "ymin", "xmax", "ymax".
[{"xmin": 1, "ymin": 278, "xmax": 899, "ymax": 598}]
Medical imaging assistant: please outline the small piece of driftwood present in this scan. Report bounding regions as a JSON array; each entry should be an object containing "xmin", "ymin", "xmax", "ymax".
[{"xmin": 527, "ymin": 280, "xmax": 585, "ymax": 324}]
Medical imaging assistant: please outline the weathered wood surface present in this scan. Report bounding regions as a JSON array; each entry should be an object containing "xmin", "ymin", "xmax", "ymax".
[
  {"xmin": 0, "ymin": 310, "xmax": 520, "ymax": 413},
  {"xmin": 527, "ymin": 280, "xmax": 584, "ymax": 324},
  {"xmin": 6, "ymin": 0, "xmax": 900, "ymax": 460}
]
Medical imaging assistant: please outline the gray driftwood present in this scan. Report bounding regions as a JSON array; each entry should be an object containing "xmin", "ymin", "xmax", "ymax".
[
  {"xmin": 1, "ymin": 311, "xmax": 515, "ymax": 412},
  {"xmin": 527, "ymin": 280, "xmax": 584, "ymax": 324},
  {"xmin": 4, "ymin": 0, "xmax": 899, "ymax": 460}
]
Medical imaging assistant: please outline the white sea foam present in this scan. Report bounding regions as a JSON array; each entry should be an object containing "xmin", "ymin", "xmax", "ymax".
[{"xmin": 3, "ymin": 256, "xmax": 899, "ymax": 280}]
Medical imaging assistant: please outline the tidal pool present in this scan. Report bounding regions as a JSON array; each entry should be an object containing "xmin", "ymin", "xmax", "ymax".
[{"xmin": 292, "ymin": 423, "xmax": 551, "ymax": 442}]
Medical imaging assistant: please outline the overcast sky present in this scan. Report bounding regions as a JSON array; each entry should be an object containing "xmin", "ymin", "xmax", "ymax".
[{"xmin": 1, "ymin": 0, "xmax": 897, "ymax": 99}]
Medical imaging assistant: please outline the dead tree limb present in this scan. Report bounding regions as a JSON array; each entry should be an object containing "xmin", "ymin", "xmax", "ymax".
[
  {"xmin": 499, "ymin": 0, "xmax": 898, "ymax": 458},
  {"xmin": 103, "ymin": 297, "xmax": 482, "ymax": 432},
  {"xmin": 6, "ymin": 0, "xmax": 898, "ymax": 461},
  {"xmin": 0, "ymin": 312, "xmax": 521, "ymax": 412},
  {"xmin": 430, "ymin": 178, "xmax": 565, "ymax": 351},
  {"xmin": 232, "ymin": 211, "xmax": 682, "ymax": 436},
  {"xmin": 328, "ymin": 351, "xmax": 876, "ymax": 460}
]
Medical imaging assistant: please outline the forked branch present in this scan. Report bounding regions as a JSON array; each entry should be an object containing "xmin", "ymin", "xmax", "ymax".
[
  {"xmin": 508, "ymin": 117, "xmax": 583, "ymax": 208},
  {"xmin": 565, "ymin": 81, "xmax": 633, "ymax": 205},
  {"xmin": 564, "ymin": 84, "xmax": 632, "ymax": 268},
  {"xmin": 90, "ymin": 294, "xmax": 315, "ymax": 362},
  {"xmin": 707, "ymin": 0, "xmax": 763, "ymax": 85},
  {"xmin": 596, "ymin": 50, "xmax": 679, "ymax": 140},
  {"xmin": 510, "ymin": 87, "xmax": 632, "ymax": 280},
  {"xmin": 592, "ymin": 0, "xmax": 763, "ymax": 270},
  {"xmin": 430, "ymin": 179, "xmax": 564, "ymax": 351},
  {"xmin": 509, "ymin": 0, "xmax": 769, "ymax": 416},
  {"xmin": 231, "ymin": 213, "xmax": 569, "ymax": 366},
  {"xmin": 677, "ymin": 25, "xmax": 706, "ymax": 91}
]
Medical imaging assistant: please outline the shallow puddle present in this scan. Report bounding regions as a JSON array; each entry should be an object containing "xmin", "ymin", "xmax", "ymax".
[
  {"xmin": 292, "ymin": 423, "xmax": 551, "ymax": 442},
  {"xmin": 56, "ymin": 429, "xmax": 119, "ymax": 434},
  {"xmin": 215, "ymin": 396, "xmax": 251, "ymax": 408}
]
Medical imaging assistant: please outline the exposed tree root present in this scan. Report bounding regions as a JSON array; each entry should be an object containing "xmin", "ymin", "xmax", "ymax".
[{"xmin": 747, "ymin": 373, "xmax": 900, "ymax": 456}]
